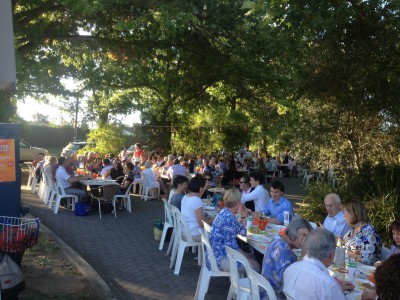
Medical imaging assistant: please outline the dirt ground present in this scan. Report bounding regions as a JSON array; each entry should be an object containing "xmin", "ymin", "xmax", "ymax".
[
  {"xmin": 16, "ymin": 167, "xmax": 106, "ymax": 300},
  {"xmin": 18, "ymin": 231, "xmax": 104, "ymax": 300}
]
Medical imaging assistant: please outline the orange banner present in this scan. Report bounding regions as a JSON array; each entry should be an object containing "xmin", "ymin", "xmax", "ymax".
[{"xmin": 0, "ymin": 139, "xmax": 16, "ymax": 182}]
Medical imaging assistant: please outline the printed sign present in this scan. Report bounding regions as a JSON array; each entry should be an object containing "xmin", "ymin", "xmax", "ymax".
[{"xmin": 0, "ymin": 139, "xmax": 16, "ymax": 182}]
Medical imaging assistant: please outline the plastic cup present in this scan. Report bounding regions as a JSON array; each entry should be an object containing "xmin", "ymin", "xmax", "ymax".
[
  {"xmin": 246, "ymin": 217, "xmax": 253, "ymax": 229},
  {"xmin": 346, "ymin": 260, "xmax": 357, "ymax": 283},
  {"xmin": 334, "ymin": 248, "xmax": 345, "ymax": 268}
]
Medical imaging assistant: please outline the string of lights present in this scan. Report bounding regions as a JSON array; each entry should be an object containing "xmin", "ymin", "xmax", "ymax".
[{"xmin": 130, "ymin": 122, "xmax": 249, "ymax": 128}]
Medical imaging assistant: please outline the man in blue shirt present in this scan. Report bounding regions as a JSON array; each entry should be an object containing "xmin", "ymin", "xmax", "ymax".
[
  {"xmin": 262, "ymin": 219, "xmax": 313, "ymax": 299},
  {"xmin": 264, "ymin": 181, "xmax": 293, "ymax": 225}
]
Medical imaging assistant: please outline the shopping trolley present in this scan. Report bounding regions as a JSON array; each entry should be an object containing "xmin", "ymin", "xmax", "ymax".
[{"xmin": 0, "ymin": 216, "xmax": 40, "ymax": 299}]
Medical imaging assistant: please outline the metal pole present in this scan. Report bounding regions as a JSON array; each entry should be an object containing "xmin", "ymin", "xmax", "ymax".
[{"xmin": 74, "ymin": 98, "xmax": 78, "ymax": 141}]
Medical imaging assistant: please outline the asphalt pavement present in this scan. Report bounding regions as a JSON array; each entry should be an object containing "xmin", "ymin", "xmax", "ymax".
[{"xmin": 21, "ymin": 177, "xmax": 305, "ymax": 300}]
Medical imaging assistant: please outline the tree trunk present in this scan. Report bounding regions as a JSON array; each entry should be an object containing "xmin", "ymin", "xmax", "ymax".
[
  {"xmin": 347, "ymin": 135, "xmax": 361, "ymax": 170},
  {"xmin": 260, "ymin": 122, "xmax": 267, "ymax": 154},
  {"xmin": 229, "ymin": 97, "xmax": 236, "ymax": 113}
]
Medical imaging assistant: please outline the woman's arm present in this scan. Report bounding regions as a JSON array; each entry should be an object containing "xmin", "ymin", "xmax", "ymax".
[
  {"xmin": 120, "ymin": 179, "xmax": 131, "ymax": 190},
  {"xmin": 195, "ymin": 207, "xmax": 213, "ymax": 226}
]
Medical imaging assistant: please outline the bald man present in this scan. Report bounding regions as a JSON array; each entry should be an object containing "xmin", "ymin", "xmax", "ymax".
[{"xmin": 319, "ymin": 193, "xmax": 350, "ymax": 238}]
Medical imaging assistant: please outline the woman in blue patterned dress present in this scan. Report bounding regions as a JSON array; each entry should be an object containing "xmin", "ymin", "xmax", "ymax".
[
  {"xmin": 342, "ymin": 201, "xmax": 382, "ymax": 266},
  {"xmin": 209, "ymin": 189, "xmax": 259, "ymax": 272}
]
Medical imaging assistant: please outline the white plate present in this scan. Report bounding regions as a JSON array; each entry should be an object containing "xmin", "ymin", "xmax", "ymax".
[
  {"xmin": 246, "ymin": 234, "xmax": 271, "ymax": 243},
  {"xmin": 355, "ymin": 278, "xmax": 375, "ymax": 290},
  {"xmin": 203, "ymin": 205, "xmax": 216, "ymax": 211},
  {"xmin": 356, "ymin": 263, "xmax": 376, "ymax": 276}
]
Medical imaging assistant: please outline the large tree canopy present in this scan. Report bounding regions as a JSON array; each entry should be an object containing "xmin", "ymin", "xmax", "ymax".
[{"xmin": 8, "ymin": 0, "xmax": 400, "ymax": 168}]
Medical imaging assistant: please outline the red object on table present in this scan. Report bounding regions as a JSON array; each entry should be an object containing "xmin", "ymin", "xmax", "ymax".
[
  {"xmin": 278, "ymin": 227, "xmax": 286, "ymax": 237},
  {"xmin": 258, "ymin": 217, "xmax": 269, "ymax": 231},
  {"xmin": 253, "ymin": 215, "xmax": 260, "ymax": 227},
  {"xmin": 368, "ymin": 273, "xmax": 376, "ymax": 284}
]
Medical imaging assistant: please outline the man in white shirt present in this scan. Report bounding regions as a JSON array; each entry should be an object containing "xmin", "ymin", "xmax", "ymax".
[
  {"xmin": 100, "ymin": 158, "xmax": 113, "ymax": 180},
  {"xmin": 241, "ymin": 172, "xmax": 269, "ymax": 212},
  {"xmin": 167, "ymin": 159, "xmax": 188, "ymax": 180},
  {"xmin": 319, "ymin": 193, "xmax": 350, "ymax": 238},
  {"xmin": 55, "ymin": 156, "xmax": 88, "ymax": 201},
  {"xmin": 283, "ymin": 228, "xmax": 354, "ymax": 300}
]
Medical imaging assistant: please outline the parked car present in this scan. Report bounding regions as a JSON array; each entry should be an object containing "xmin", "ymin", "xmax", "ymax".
[
  {"xmin": 20, "ymin": 140, "xmax": 48, "ymax": 163},
  {"xmin": 61, "ymin": 141, "xmax": 89, "ymax": 157}
]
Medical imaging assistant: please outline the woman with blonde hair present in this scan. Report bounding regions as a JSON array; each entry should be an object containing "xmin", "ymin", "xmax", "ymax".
[
  {"xmin": 342, "ymin": 201, "xmax": 382, "ymax": 265},
  {"xmin": 43, "ymin": 155, "xmax": 58, "ymax": 182},
  {"xmin": 210, "ymin": 188, "xmax": 259, "ymax": 272}
]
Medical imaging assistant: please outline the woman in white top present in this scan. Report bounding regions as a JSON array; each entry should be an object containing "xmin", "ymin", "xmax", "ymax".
[
  {"xmin": 181, "ymin": 176, "xmax": 213, "ymax": 242},
  {"xmin": 43, "ymin": 155, "xmax": 58, "ymax": 182}
]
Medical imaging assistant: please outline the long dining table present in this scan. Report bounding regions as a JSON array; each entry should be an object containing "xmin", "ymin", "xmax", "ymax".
[
  {"xmin": 79, "ymin": 179, "xmax": 133, "ymax": 212},
  {"xmin": 238, "ymin": 222, "xmax": 375, "ymax": 300}
]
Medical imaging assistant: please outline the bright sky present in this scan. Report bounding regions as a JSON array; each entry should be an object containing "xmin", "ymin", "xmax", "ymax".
[{"xmin": 17, "ymin": 97, "xmax": 141, "ymax": 127}]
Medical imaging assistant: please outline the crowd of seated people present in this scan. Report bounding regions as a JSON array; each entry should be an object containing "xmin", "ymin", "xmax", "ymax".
[{"xmin": 31, "ymin": 145, "xmax": 398, "ymax": 300}]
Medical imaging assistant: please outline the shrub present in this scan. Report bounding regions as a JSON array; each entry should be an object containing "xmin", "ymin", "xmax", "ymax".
[
  {"xmin": 85, "ymin": 125, "xmax": 130, "ymax": 156},
  {"xmin": 300, "ymin": 163, "xmax": 400, "ymax": 246},
  {"xmin": 298, "ymin": 183, "xmax": 335, "ymax": 224}
]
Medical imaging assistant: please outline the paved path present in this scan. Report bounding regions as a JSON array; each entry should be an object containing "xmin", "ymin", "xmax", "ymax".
[{"xmin": 21, "ymin": 177, "xmax": 304, "ymax": 300}]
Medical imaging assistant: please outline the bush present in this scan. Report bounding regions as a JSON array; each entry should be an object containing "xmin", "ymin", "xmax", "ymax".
[
  {"xmin": 298, "ymin": 183, "xmax": 335, "ymax": 224},
  {"xmin": 300, "ymin": 162, "xmax": 400, "ymax": 246},
  {"xmin": 85, "ymin": 125, "xmax": 130, "ymax": 156}
]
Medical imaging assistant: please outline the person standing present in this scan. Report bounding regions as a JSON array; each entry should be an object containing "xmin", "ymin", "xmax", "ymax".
[{"xmin": 133, "ymin": 143, "xmax": 145, "ymax": 158}]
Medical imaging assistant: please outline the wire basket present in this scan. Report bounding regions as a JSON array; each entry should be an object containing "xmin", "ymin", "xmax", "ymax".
[{"xmin": 0, "ymin": 216, "xmax": 40, "ymax": 253}]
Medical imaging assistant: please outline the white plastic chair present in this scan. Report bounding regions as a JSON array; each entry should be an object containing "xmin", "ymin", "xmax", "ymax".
[
  {"xmin": 247, "ymin": 268, "xmax": 277, "ymax": 300},
  {"xmin": 284, "ymin": 291, "xmax": 295, "ymax": 300},
  {"xmin": 169, "ymin": 206, "xmax": 202, "ymax": 275},
  {"xmin": 316, "ymin": 170, "xmax": 325, "ymax": 183},
  {"xmin": 131, "ymin": 180, "xmax": 143, "ymax": 195},
  {"xmin": 113, "ymin": 182, "xmax": 134, "ymax": 213},
  {"xmin": 194, "ymin": 229, "xmax": 230, "ymax": 300},
  {"xmin": 202, "ymin": 220, "xmax": 212, "ymax": 240},
  {"xmin": 52, "ymin": 182, "xmax": 78, "ymax": 214},
  {"xmin": 38, "ymin": 173, "xmax": 45, "ymax": 199},
  {"xmin": 168, "ymin": 188, "xmax": 176, "ymax": 203},
  {"xmin": 302, "ymin": 169, "xmax": 314, "ymax": 186},
  {"xmin": 42, "ymin": 173, "xmax": 54, "ymax": 205},
  {"xmin": 225, "ymin": 246, "xmax": 251, "ymax": 300},
  {"xmin": 159, "ymin": 199, "xmax": 174, "ymax": 251},
  {"xmin": 47, "ymin": 180, "xmax": 58, "ymax": 208},
  {"xmin": 90, "ymin": 185, "xmax": 119, "ymax": 219},
  {"xmin": 141, "ymin": 172, "xmax": 160, "ymax": 201}
]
